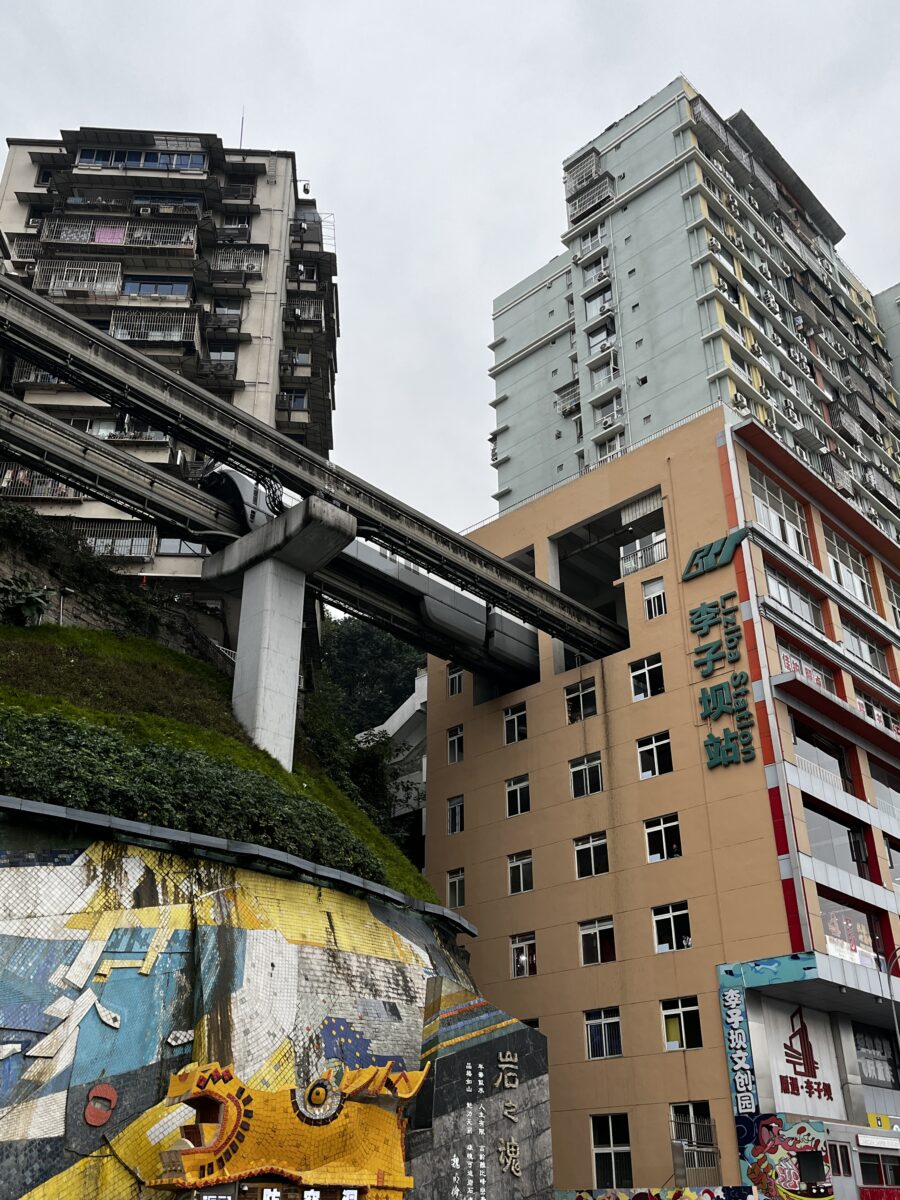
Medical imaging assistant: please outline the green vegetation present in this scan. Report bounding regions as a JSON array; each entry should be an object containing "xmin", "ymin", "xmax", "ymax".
[
  {"xmin": 0, "ymin": 625, "xmax": 435, "ymax": 900},
  {"xmin": 320, "ymin": 614, "xmax": 423, "ymax": 733}
]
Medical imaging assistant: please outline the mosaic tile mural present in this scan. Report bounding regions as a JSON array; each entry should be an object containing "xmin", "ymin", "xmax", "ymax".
[{"xmin": 0, "ymin": 829, "xmax": 552, "ymax": 1199}]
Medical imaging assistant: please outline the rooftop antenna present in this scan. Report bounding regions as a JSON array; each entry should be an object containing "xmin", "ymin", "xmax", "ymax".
[{"xmin": 239, "ymin": 105, "xmax": 245, "ymax": 150}]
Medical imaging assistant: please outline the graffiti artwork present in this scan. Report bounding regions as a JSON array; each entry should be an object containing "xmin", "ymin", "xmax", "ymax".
[
  {"xmin": 556, "ymin": 1189, "xmax": 756, "ymax": 1200},
  {"xmin": 738, "ymin": 1114, "xmax": 833, "ymax": 1200},
  {"xmin": 0, "ymin": 823, "xmax": 552, "ymax": 1200}
]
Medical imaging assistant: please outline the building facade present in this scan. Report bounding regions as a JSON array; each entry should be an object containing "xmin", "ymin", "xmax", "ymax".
[
  {"xmin": 430, "ymin": 81, "xmax": 900, "ymax": 1193},
  {"xmin": 0, "ymin": 126, "xmax": 338, "ymax": 575}
]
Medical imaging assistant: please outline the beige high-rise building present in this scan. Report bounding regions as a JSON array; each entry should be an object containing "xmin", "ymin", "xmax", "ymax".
[
  {"xmin": 0, "ymin": 126, "xmax": 338, "ymax": 575},
  {"xmin": 427, "ymin": 81, "xmax": 900, "ymax": 1196}
]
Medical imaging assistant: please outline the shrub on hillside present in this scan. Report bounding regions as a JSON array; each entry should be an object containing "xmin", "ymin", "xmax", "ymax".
[{"xmin": 0, "ymin": 706, "xmax": 384, "ymax": 884}]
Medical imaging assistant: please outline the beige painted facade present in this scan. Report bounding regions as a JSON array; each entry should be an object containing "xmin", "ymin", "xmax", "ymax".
[{"xmin": 426, "ymin": 405, "xmax": 900, "ymax": 1191}]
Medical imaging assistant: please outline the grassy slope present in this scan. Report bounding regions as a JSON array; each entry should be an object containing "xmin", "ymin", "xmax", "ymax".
[{"xmin": 0, "ymin": 625, "xmax": 435, "ymax": 901}]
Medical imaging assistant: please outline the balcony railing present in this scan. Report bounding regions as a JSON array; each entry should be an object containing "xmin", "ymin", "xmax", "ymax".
[
  {"xmin": 672, "ymin": 1114, "xmax": 717, "ymax": 1148},
  {"xmin": 795, "ymin": 754, "xmax": 846, "ymax": 793},
  {"xmin": 565, "ymin": 150, "xmax": 603, "ymax": 199},
  {"xmin": 106, "ymin": 429, "xmax": 170, "ymax": 444},
  {"xmin": 620, "ymin": 537, "xmax": 668, "ymax": 577},
  {"xmin": 40, "ymin": 216, "xmax": 197, "ymax": 253},
  {"xmin": 12, "ymin": 360, "xmax": 64, "ymax": 388},
  {"xmin": 567, "ymin": 176, "xmax": 615, "ymax": 224},
  {"xmin": 691, "ymin": 97, "xmax": 729, "ymax": 151},
  {"xmin": 10, "ymin": 236, "xmax": 40, "ymax": 260},
  {"xmin": 108, "ymin": 309, "xmax": 198, "ymax": 344},
  {"xmin": 282, "ymin": 298, "xmax": 325, "ymax": 325},
  {"xmin": 222, "ymin": 184, "xmax": 256, "ymax": 202},
  {"xmin": 0, "ymin": 464, "xmax": 82, "ymax": 501},
  {"xmin": 211, "ymin": 247, "xmax": 264, "ymax": 274},
  {"xmin": 33, "ymin": 259, "xmax": 122, "ymax": 299},
  {"xmin": 554, "ymin": 381, "xmax": 581, "ymax": 417},
  {"xmin": 203, "ymin": 313, "xmax": 243, "ymax": 337}
]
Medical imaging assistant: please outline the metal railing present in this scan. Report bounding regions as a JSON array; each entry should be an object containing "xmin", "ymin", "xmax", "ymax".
[
  {"xmin": 795, "ymin": 754, "xmax": 845, "ymax": 793},
  {"xmin": 222, "ymin": 184, "xmax": 256, "ymax": 202},
  {"xmin": 691, "ymin": 97, "xmax": 729, "ymax": 149},
  {"xmin": 34, "ymin": 259, "xmax": 122, "ymax": 299},
  {"xmin": 211, "ymin": 247, "xmax": 264, "ymax": 273},
  {"xmin": 620, "ymin": 537, "xmax": 668, "ymax": 577},
  {"xmin": 568, "ymin": 178, "xmax": 615, "ymax": 223},
  {"xmin": 283, "ymin": 297, "xmax": 324, "ymax": 324},
  {"xmin": 12, "ymin": 359, "xmax": 64, "ymax": 387},
  {"xmin": 672, "ymin": 1114, "xmax": 718, "ymax": 1147},
  {"xmin": 40, "ymin": 216, "xmax": 197, "ymax": 252},
  {"xmin": 106, "ymin": 428, "xmax": 170, "ymax": 443},
  {"xmin": 565, "ymin": 151, "xmax": 603, "ymax": 199},
  {"xmin": 203, "ymin": 313, "xmax": 242, "ymax": 336},
  {"xmin": 11, "ymin": 236, "xmax": 40, "ymax": 260},
  {"xmin": 109, "ymin": 309, "xmax": 199, "ymax": 343},
  {"xmin": 58, "ymin": 519, "xmax": 157, "ymax": 560},
  {"xmin": 0, "ymin": 463, "xmax": 82, "ymax": 500}
]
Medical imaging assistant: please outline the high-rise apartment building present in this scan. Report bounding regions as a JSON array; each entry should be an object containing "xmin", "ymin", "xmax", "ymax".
[
  {"xmin": 429, "ymin": 79, "xmax": 900, "ymax": 1193},
  {"xmin": 0, "ymin": 127, "xmax": 338, "ymax": 573}
]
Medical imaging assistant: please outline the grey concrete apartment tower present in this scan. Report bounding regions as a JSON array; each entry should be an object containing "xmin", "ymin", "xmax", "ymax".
[
  {"xmin": 488, "ymin": 77, "xmax": 900, "ymax": 551},
  {"xmin": 0, "ymin": 127, "xmax": 338, "ymax": 575}
]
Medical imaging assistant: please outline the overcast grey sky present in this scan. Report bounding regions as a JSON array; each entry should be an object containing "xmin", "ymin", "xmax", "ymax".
[{"xmin": 3, "ymin": 1, "xmax": 899, "ymax": 531}]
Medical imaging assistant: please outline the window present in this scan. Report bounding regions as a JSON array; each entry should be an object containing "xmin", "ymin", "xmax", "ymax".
[
  {"xmin": 819, "ymin": 891, "xmax": 886, "ymax": 970},
  {"xmin": 653, "ymin": 901, "xmax": 692, "ymax": 952},
  {"xmin": 78, "ymin": 147, "xmax": 207, "ymax": 171},
  {"xmin": 580, "ymin": 917, "xmax": 615, "ymax": 965},
  {"xmin": 592, "ymin": 1113, "xmax": 632, "ymax": 1189},
  {"xmin": 887, "ymin": 575, "xmax": 900, "ymax": 628},
  {"xmin": 857, "ymin": 690, "xmax": 900, "ymax": 734},
  {"xmin": 671, "ymin": 1100, "xmax": 715, "ymax": 1146},
  {"xmin": 566, "ymin": 678, "xmax": 597, "ymax": 723},
  {"xmin": 213, "ymin": 298, "xmax": 242, "ymax": 314},
  {"xmin": 637, "ymin": 731, "xmax": 673, "ymax": 779},
  {"xmin": 765, "ymin": 566, "xmax": 824, "ymax": 630},
  {"xmin": 843, "ymin": 619, "xmax": 889, "ymax": 676},
  {"xmin": 280, "ymin": 389, "xmax": 308, "ymax": 411},
  {"xmin": 824, "ymin": 525, "xmax": 874, "ymax": 606},
  {"xmin": 777, "ymin": 641, "xmax": 836, "ymax": 695},
  {"xmin": 643, "ymin": 577, "xmax": 667, "ymax": 620},
  {"xmin": 662, "ymin": 996, "xmax": 702, "ymax": 1049},
  {"xmin": 504, "ymin": 702, "xmax": 527, "ymax": 744},
  {"xmin": 575, "ymin": 831, "xmax": 608, "ymax": 878},
  {"xmin": 511, "ymin": 931, "xmax": 537, "ymax": 978},
  {"xmin": 590, "ymin": 355, "xmax": 619, "ymax": 388},
  {"xmin": 447, "ymin": 724, "xmax": 463, "ymax": 764},
  {"xmin": 447, "ymin": 868, "xmax": 465, "ymax": 908},
  {"xmin": 208, "ymin": 348, "xmax": 236, "ymax": 363},
  {"xmin": 750, "ymin": 465, "xmax": 811, "ymax": 559},
  {"xmin": 860, "ymin": 1152, "xmax": 900, "ymax": 1187},
  {"xmin": 506, "ymin": 775, "xmax": 531, "ymax": 817},
  {"xmin": 586, "ymin": 1007, "xmax": 622, "ymax": 1059},
  {"xmin": 828, "ymin": 1143, "xmax": 852, "ymax": 1178},
  {"xmin": 508, "ymin": 851, "xmax": 533, "ymax": 895},
  {"xmin": 580, "ymin": 224, "xmax": 605, "ymax": 253},
  {"xmin": 570, "ymin": 753, "xmax": 603, "ymax": 798},
  {"xmin": 587, "ymin": 315, "xmax": 614, "ymax": 352},
  {"xmin": 122, "ymin": 276, "xmax": 191, "ymax": 298},
  {"xmin": 645, "ymin": 813, "xmax": 681, "ymax": 862},
  {"xmin": 630, "ymin": 653, "xmax": 664, "ymax": 700},
  {"xmin": 447, "ymin": 795, "xmax": 464, "ymax": 835},
  {"xmin": 447, "ymin": 664, "xmax": 464, "ymax": 696},
  {"xmin": 595, "ymin": 432, "xmax": 625, "ymax": 463}
]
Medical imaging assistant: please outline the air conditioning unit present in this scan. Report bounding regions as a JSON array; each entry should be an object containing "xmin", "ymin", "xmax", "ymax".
[
  {"xmin": 750, "ymin": 343, "xmax": 763, "ymax": 357},
  {"xmin": 760, "ymin": 263, "xmax": 772, "ymax": 280},
  {"xmin": 735, "ymin": 237, "xmax": 746, "ymax": 252},
  {"xmin": 789, "ymin": 347, "xmax": 802, "ymax": 363},
  {"xmin": 724, "ymin": 170, "xmax": 735, "ymax": 185},
  {"xmin": 779, "ymin": 370, "xmax": 794, "ymax": 387},
  {"xmin": 733, "ymin": 393, "xmax": 751, "ymax": 414},
  {"xmin": 765, "ymin": 418, "xmax": 778, "ymax": 432},
  {"xmin": 759, "ymin": 383, "xmax": 772, "ymax": 399},
  {"xmin": 25, "ymin": 217, "xmax": 41, "ymax": 228},
  {"xmin": 785, "ymin": 405, "xmax": 799, "ymax": 424},
  {"xmin": 572, "ymin": 254, "xmax": 580, "ymax": 264},
  {"xmin": 139, "ymin": 206, "xmax": 152, "ymax": 215},
  {"xmin": 875, "ymin": 434, "xmax": 885, "ymax": 447},
  {"xmin": 598, "ymin": 303, "xmax": 612, "ymax": 316},
  {"xmin": 246, "ymin": 261, "xmax": 260, "ymax": 271},
  {"xmin": 717, "ymin": 280, "xmax": 729, "ymax": 294},
  {"xmin": 599, "ymin": 339, "xmax": 611, "ymax": 352},
  {"xmin": 602, "ymin": 416, "xmax": 615, "ymax": 428},
  {"xmin": 709, "ymin": 237, "xmax": 722, "ymax": 252},
  {"xmin": 771, "ymin": 333, "xmax": 784, "ymax": 347},
  {"xmin": 795, "ymin": 445, "xmax": 811, "ymax": 463}
]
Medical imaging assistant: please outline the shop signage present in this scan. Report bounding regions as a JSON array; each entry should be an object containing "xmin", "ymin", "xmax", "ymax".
[
  {"xmin": 720, "ymin": 984, "xmax": 759, "ymax": 1117},
  {"xmin": 858, "ymin": 1134, "xmax": 900, "ymax": 1150},
  {"xmin": 689, "ymin": 591, "xmax": 757, "ymax": 769},
  {"xmin": 761, "ymin": 996, "xmax": 846, "ymax": 1119}
]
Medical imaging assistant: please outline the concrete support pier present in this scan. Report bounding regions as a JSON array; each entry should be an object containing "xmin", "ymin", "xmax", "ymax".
[{"xmin": 203, "ymin": 496, "xmax": 357, "ymax": 769}]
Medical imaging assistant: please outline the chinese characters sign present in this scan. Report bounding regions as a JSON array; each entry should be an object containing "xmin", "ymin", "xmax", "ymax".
[
  {"xmin": 494, "ymin": 1052, "xmax": 521, "ymax": 1179},
  {"xmin": 689, "ymin": 592, "xmax": 756, "ymax": 769},
  {"xmin": 761, "ymin": 996, "xmax": 847, "ymax": 1119},
  {"xmin": 720, "ymin": 984, "xmax": 759, "ymax": 1118}
]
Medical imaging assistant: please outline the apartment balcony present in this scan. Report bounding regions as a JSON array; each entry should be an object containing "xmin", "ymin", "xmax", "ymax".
[
  {"xmin": 564, "ymin": 149, "xmax": 603, "ymax": 199},
  {"xmin": 864, "ymin": 465, "xmax": 900, "ymax": 514},
  {"xmin": 40, "ymin": 216, "xmax": 197, "ymax": 256},
  {"xmin": 620, "ymin": 537, "xmax": 667, "ymax": 577},
  {"xmin": 690, "ymin": 97, "xmax": 729, "ymax": 152},
  {"xmin": 553, "ymin": 381, "xmax": 581, "ymax": 418},
  {"xmin": 11, "ymin": 360, "xmax": 68, "ymax": 391},
  {"xmin": 566, "ymin": 174, "xmax": 615, "ymax": 225},
  {"xmin": 749, "ymin": 159, "xmax": 779, "ymax": 211},
  {"xmin": 842, "ymin": 388, "xmax": 881, "ymax": 436},
  {"xmin": 9, "ymin": 235, "xmax": 41, "ymax": 263},
  {"xmin": 132, "ymin": 199, "xmax": 203, "ymax": 219},
  {"xmin": 830, "ymin": 403, "xmax": 865, "ymax": 446},
  {"xmin": 279, "ymin": 350, "xmax": 312, "ymax": 381},
  {"xmin": 105, "ymin": 428, "xmax": 170, "ymax": 445},
  {"xmin": 288, "ymin": 211, "xmax": 336, "ymax": 258},
  {"xmin": 0, "ymin": 463, "xmax": 82, "ymax": 501},
  {"xmin": 186, "ymin": 358, "xmax": 243, "ymax": 391},
  {"xmin": 285, "ymin": 265, "xmax": 321, "ymax": 292},
  {"xmin": 221, "ymin": 184, "xmax": 259, "ymax": 212},
  {"xmin": 282, "ymin": 297, "xmax": 325, "ymax": 330},
  {"xmin": 202, "ymin": 312, "xmax": 248, "ymax": 341},
  {"xmin": 108, "ymin": 309, "xmax": 200, "ymax": 351},
  {"xmin": 216, "ymin": 223, "xmax": 251, "ymax": 245},
  {"xmin": 209, "ymin": 247, "xmax": 265, "ymax": 278},
  {"xmin": 33, "ymin": 259, "xmax": 122, "ymax": 301}
]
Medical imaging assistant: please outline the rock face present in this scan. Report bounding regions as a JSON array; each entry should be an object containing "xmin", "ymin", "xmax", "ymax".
[{"xmin": 0, "ymin": 809, "xmax": 552, "ymax": 1200}]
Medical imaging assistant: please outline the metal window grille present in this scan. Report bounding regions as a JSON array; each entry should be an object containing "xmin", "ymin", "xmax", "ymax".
[
  {"xmin": 212, "ymin": 248, "xmax": 265, "ymax": 272},
  {"xmin": 34, "ymin": 259, "xmax": 122, "ymax": 298},
  {"xmin": 11, "ymin": 236, "xmax": 40, "ymax": 260},
  {"xmin": 283, "ymin": 297, "xmax": 325, "ymax": 324},
  {"xmin": 50, "ymin": 519, "xmax": 157, "ymax": 560},
  {"xmin": 109, "ymin": 309, "xmax": 198, "ymax": 342},
  {"xmin": 0, "ymin": 463, "xmax": 82, "ymax": 500},
  {"xmin": 12, "ymin": 360, "xmax": 62, "ymax": 387},
  {"xmin": 621, "ymin": 537, "xmax": 668, "ymax": 576},
  {"xmin": 41, "ymin": 216, "xmax": 196, "ymax": 251}
]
